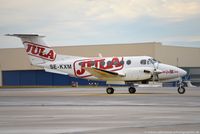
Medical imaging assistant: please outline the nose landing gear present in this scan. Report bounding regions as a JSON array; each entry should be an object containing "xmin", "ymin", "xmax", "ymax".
[
  {"xmin": 178, "ymin": 86, "xmax": 185, "ymax": 94},
  {"xmin": 177, "ymin": 80, "xmax": 186, "ymax": 94}
]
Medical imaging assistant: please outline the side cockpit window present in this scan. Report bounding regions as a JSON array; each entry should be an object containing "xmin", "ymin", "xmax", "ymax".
[
  {"xmin": 147, "ymin": 60, "xmax": 150, "ymax": 64},
  {"xmin": 140, "ymin": 59, "xmax": 146, "ymax": 65}
]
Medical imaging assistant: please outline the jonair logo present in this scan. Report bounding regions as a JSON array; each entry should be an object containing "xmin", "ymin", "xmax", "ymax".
[{"xmin": 24, "ymin": 42, "xmax": 56, "ymax": 61}]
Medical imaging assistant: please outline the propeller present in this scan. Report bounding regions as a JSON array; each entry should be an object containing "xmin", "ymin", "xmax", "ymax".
[{"xmin": 150, "ymin": 59, "xmax": 162, "ymax": 83}]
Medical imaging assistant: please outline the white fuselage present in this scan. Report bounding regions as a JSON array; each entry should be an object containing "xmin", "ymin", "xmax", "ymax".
[{"xmin": 42, "ymin": 56, "xmax": 186, "ymax": 83}]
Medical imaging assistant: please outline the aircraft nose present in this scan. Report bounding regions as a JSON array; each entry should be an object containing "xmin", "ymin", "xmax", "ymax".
[{"xmin": 178, "ymin": 68, "xmax": 187, "ymax": 77}]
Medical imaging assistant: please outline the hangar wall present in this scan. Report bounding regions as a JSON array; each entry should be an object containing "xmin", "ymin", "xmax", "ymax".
[
  {"xmin": 0, "ymin": 48, "xmax": 38, "ymax": 70},
  {"xmin": 155, "ymin": 45, "xmax": 200, "ymax": 67},
  {"xmin": 54, "ymin": 42, "xmax": 156, "ymax": 57}
]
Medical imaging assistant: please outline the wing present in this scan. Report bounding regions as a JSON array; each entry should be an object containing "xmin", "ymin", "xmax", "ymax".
[{"xmin": 84, "ymin": 67, "xmax": 125, "ymax": 79}]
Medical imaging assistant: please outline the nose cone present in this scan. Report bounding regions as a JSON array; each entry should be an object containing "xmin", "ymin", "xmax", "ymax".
[{"xmin": 178, "ymin": 68, "xmax": 187, "ymax": 77}]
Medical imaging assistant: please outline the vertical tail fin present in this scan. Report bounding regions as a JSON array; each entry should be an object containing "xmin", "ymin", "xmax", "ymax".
[{"xmin": 6, "ymin": 34, "xmax": 56, "ymax": 65}]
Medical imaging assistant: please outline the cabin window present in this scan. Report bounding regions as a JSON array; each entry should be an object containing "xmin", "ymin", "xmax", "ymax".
[
  {"xmin": 140, "ymin": 59, "xmax": 146, "ymax": 65},
  {"xmin": 107, "ymin": 61, "xmax": 112, "ymax": 66},
  {"xmin": 126, "ymin": 60, "xmax": 131, "ymax": 65},
  {"xmin": 79, "ymin": 62, "xmax": 83, "ymax": 66},
  {"xmin": 113, "ymin": 60, "xmax": 119, "ymax": 65},
  {"xmin": 90, "ymin": 61, "xmax": 95, "ymax": 66},
  {"xmin": 120, "ymin": 60, "xmax": 124, "ymax": 65},
  {"xmin": 100, "ymin": 61, "xmax": 105, "ymax": 66}
]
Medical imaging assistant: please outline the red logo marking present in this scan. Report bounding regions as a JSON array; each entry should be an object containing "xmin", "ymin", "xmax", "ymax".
[
  {"xmin": 23, "ymin": 41, "xmax": 56, "ymax": 61},
  {"xmin": 162, "ymin": 70, "xmax": 178, "ymax": 74},
  {"xmin": 73, "ymin": 57, "xmax": 124, "ymax": 78}
]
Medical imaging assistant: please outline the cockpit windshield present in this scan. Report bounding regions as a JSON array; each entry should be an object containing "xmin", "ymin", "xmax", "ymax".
[
  {"xmin": 140, "ymin": 58, "xmax": 160, "ymax": 65},
  {"xmin": 148, "ymin": 58, "xmax": 160, "ymax": 64}
]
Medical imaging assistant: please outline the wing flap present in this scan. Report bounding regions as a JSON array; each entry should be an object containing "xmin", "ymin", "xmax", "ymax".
[{"xmin": 84, "ymin": 67, "xmax": 125, "ymax": 79}]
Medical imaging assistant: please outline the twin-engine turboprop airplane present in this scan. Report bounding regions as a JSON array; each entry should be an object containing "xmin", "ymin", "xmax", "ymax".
[{"xmin": 6, "ymin": 34, "xmax": 187, "ymax": 94}]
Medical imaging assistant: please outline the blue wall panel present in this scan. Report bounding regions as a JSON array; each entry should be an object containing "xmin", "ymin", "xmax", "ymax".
[
  {"xmin": 2, "ymin": 70, "xmax": 106, "ymax": 86},
  {"xmin": 70, "ymin": 77, "xmax": 89, "ymax": 85},
  {"xmin": 2, "ymin": 71, "xmax": 20, "ymax": 86},
  {"xmin": 53, "ymin": 73, "xmax": 70, "ymax": 86},
  {"xmin": 36, "ymin": 70, "xmax": 53, "ymax": 86},
  {"xmin": 20, "ymin": 70, "xmax": 36, "ymax": 85},
  {"xmin": 90, "ymin": 80, "xmax": 106, "ymax": 86}
]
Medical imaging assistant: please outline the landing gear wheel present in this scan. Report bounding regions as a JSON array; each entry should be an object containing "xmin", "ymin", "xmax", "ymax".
[
  {"xmin": 129, "ymin": 87, "xmax": 136, "ymax": 94},
  {"xmin": 178, "ymin": 86, "xmax": 185, "ymax": 94},
  {"xmin": 106, "ymin": 87, "xmax": 114, "ymax": 94}
]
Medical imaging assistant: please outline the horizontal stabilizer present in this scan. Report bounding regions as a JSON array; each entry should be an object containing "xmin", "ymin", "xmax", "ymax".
[
  {"xmin": 5, "ymin": 34, "xmax": 45, "ymax": 38},
  {"xmin": 44, "ymin": 68, "xmax": 68, "ymax": 75}
]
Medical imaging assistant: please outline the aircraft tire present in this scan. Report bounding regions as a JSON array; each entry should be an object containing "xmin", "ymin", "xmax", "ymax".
[
  {"xmin": 106, "ymin": 87, "xmax": 114, "ymax": 94},
  {"xmin": 129, "ymin": 87, "xmax": 136, "ymax": 94},
  {"xmin": 178, "ymin": 86, "xmax": 185, "ymax": 94}
]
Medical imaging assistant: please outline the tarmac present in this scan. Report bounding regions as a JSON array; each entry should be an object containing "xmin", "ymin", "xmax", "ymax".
[{"xmin": 0, "ymin": 87, "xmax": 200, "ymax": 134}]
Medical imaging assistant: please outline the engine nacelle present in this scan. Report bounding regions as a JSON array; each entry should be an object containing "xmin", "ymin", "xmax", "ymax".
[{"xmin": 124, "ymin": 67, "xmax": 153, "ymax": 81}]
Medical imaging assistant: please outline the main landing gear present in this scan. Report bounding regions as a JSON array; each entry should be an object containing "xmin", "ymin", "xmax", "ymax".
[
  {"xmin": 106, "ymin": 86, "xmax": 136, "ymax": 94},
  {"xmin": 106, "ymin": 87, "xmax": 115, "ymax": 94},
  {"xmin": 128, "ymin": 86, "xmax": 136, "ymax": 94}
]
